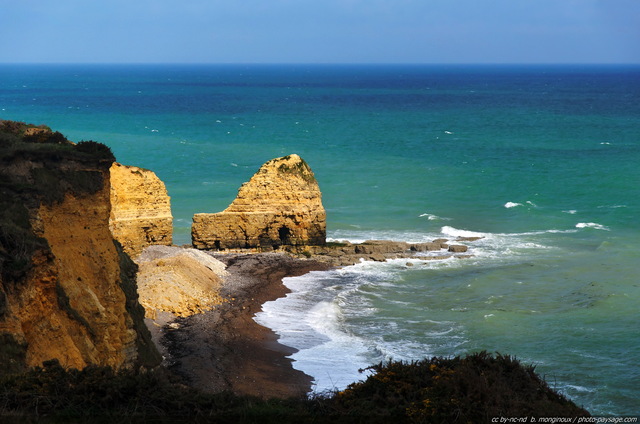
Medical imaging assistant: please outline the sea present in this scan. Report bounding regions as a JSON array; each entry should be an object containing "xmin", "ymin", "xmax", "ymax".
[{"xmin": 1, "ymin": 64, "xmax": 638, "ymax": 416}]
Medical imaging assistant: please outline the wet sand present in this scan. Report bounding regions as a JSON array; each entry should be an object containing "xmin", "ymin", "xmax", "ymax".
[{"xmin": 154, "ymin": 252, "xmax": 332, "ymax": 399}]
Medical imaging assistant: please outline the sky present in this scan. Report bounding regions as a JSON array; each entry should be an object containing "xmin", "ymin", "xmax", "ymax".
[{"xmin": 1, "ymin": 0, "xmax": 638, "ymax": 64}]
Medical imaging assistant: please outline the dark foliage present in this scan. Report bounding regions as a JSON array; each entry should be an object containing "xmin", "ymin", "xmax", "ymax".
[
  {"xmin": 0, "ymin": 199, "xmax": 49, "ymax": 282},
  {"xmin": 0, "ymin": 352, "xmax": 589, "ymax": 423},
  {"xmin": 0, "ymin": 361, "xmax": 310, "ymax": 422},
  {"xmin": 0, "ymin": 121, "xmax": 114, "ymax": 284},
  {"xmin": 0, "ymin": 334, "xmax": 27, "ymax": 376},
  {"xmin": 327, "ymin": 352, "xmax": 590, "ymax": 422},
  {"xmin": 75, "ymin": 140, "xmax": 115, "ymax": 162},
  {"xmin": 22, "ymin": 130, "xmax": 67, "ymax": 145}
]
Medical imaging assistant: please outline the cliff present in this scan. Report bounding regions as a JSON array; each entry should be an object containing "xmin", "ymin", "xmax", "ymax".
[
  {"xmin": 192, "ymin": 154, "xmax": 326, "ymax": 250},
  {"xmin": 0, "ymin": 120, "xmax": 160, "ymax": 376},
  {"xmin": 109, "ymin": 163, "xmax": 173, "ymax": 258}
]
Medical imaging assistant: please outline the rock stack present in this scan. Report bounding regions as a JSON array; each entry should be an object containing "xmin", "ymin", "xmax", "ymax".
[
  {"xmin": 192, "ymin": 154, "xmax": 326, "ymax": 250},
  {"xmin": 109, "ymin": 163, "xmax": 173, "ymax": 257}
]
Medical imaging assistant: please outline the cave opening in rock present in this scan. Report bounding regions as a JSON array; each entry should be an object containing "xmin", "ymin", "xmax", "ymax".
[{"xmin": 278, "ymin": 226, "xmax": 292, "ymax": 245}]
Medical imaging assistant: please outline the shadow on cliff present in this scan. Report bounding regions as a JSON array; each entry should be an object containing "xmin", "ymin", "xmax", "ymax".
[{"xmin": 0, "ymin": 120, "xmax": 160, "ymax": 375}]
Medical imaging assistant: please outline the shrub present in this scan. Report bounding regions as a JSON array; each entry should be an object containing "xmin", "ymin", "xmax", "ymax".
[
  {"xmin": 327, "ymin": 352, "xmax": 589, "ymax": 422},
  {"xmin": 0, "ymin": 352, "xmax": 590, "ymax": 422},
  {"xmin": 75, "ymin": 140, "xmax": 115, "ymax": 161}
]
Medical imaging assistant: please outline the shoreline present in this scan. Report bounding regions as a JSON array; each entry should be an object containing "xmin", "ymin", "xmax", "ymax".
[
  {"xmin": 145, "ymin": 239, "xmax": 479, "ymax": 398},
  {"xmin": 155, "ymin": 252, "xmax": 332, "ymax": 398}
]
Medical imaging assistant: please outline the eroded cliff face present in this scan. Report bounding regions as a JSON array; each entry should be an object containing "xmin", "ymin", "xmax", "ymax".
[
  {"xmin": 192, "ymin": 154, "xmax": 326, "ymax": 250},
  {"xmin": 109, "ymin": 163, "xmax": 173, "ymax": 258},
  {"xmin": 0, "ymin": 121, "xmax": 160, "ymax": 375}
]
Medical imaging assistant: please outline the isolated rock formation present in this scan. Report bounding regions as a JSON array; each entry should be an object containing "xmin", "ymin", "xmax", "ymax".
[
  {"xmin": 109, "ymin": 163, "xmax": 173, "ymax": 257},
  {"xmin": 0, "ymin": 121, "xmax": 160, "ymax": 376},
  {"xmin": 192, "ymin": 154, "xmax": 326, "ymax": 250}
]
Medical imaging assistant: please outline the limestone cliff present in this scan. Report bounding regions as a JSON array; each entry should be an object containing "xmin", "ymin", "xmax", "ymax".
[
  {"xmin": 109, "ymin": 163, "xmax": 173, "ymax": 258},
  {"xmin": 0, "ymin": 120, "xmax": 160, "ymax": 376},
  {"xmin": 192, "ymin": 154, "xmax": 326, "ymax": 250}
]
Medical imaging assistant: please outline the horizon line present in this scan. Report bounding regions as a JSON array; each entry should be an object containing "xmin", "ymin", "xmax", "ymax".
[{"xmin": 1, "ymin": 62, "xmax": 639, "ymax": 67}]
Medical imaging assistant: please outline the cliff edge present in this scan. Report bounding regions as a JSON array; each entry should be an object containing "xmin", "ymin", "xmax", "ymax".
[
  {"xmin": 0, "ymin": 120, "xmax": 160, "ymax": 376},
  {"xmin": 192, "ymin": 154, "xmax": 326, "ymax": 250}
]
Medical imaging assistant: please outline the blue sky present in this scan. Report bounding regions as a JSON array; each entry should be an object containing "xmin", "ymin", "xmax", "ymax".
[{"xmin": 1, "ymin": 0, "xmax": 638, "ymax": 63}]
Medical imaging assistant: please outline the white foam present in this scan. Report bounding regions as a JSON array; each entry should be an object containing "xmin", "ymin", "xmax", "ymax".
[
  {"xmin": 328, "ymin": 229, "xmax": 436, "ymax": 244},
  {"xmin": 563, "ymin": 210, "xmax": 577, "ymax": 214},
  {"xmin": 258, "ymin": 223, "xmax": 590, "ymax": 392},
  {"xmin": 255, "ymin": 271, "xmax": 375, "ymax": 392},
  {"xmin": 504, "ymin": 202, "xmax": 523, "ymax": 208},
  {"xmin": 597, "ymin": 204, "xmax": 627, "ymax": 209},
  {"xmin": 565, "ymin": 384, "xmax": 596, "ymax": 393},
  {"xmin": 576, "ymin": 222, "xmax": 610, "ymax": 231},
  {"xmin": 440, "ymin": 226, "xmax": 487, "ymax": 238},
  {"xmin": 419, "ymin": 213, "xmax": 451, "ymax": 221}
]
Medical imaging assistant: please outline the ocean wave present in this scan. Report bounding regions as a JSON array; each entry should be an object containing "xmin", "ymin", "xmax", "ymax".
[
  {"xmin": 255, "ymin": 271, "xmax": 376, "ymax": 391},
  {"xmin": 564, "ymin": 384, "xmax": 597, "ymax": 393},
  {"xmin": 330, "ymin": 225, "xmax": 571, "ymax": 266},
  {"xmin": 597, "ymin": 204, "xmax": 627, "ymax": 209},
  {"xmin": 576, "ymin": 222, "xmax": 610, "ymax": 231},
  {"xmin": 419, "ymin": 213, "xmax": 451, "ymax": 221},
  {"xmin": 504, "ymin": 202, "xmax": 523, "ymax": 208},
  {"xmin": 504, "ymin": 201, "xmax": 537, "ymax": 208},
  {"xmin": 440, "ymin": 226, "xmax": 487, "ymax": 238},
  {"xmin": 328, "ymin": 229, "xmax": 437, "ymax": 244},
  {"xmin": 259, "ymin": 223, "xmax": 593, "ymax": 392}
]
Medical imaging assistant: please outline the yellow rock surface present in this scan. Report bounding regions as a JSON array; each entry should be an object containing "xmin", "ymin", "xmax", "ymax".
[
  {"xmin": 135, "ymin": 247, "xmax": 227, "ymax": 318},
  {"xmin": 5, "ymin": 190, "xmax": 140, "ymax": 370},
  {"xmin": 109, "ymin": 163, "xmax": 173, "ymax": 257},
  {"xmin": 0, "ymin": 122, "xmax": 160, "ymax": 373},
  {"xmin": 192, "ymin": 154, "xmax": 326, "ymax": 250}
]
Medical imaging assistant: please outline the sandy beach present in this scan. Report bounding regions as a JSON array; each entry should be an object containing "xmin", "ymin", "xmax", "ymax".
[{"xmin": 150, "ymin": 252, "xmax": 332, "ymax": 399}]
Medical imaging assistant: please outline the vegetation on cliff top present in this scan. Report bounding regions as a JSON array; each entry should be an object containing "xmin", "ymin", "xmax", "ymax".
[
  {"xmin": 1, "ymin": 120, "xmax": 161, "ymax": 375},
  {"xmin": 0, "ymin": 352, "xmax": 589, "ymax": 422},
  {"xmin": 0, "ymin": 120, "xmax": 115, "ymax": 284},
  {"xmin": 0, "ymin": 120, "xmax": 114, "ymax": 170},
  {"xmin": 275, "ymin": 154, "xmax": 317, "ymax": 184}
]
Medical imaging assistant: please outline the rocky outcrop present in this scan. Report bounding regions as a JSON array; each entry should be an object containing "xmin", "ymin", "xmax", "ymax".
[
  {"xmin": 192, "ymin": 154, "xmax": 326, "ymax": 250},
  {"xmin": 289, "ymin": 239, "xmax": 478, "ymax": 267},
  {"xmin": 135, "ymin": 246, "xmax": 227, "ymax": 319},
  {"xmin": 0, "ymin": 121, "xmax": 160, "ymax": 376},
  {"xmin": 109, "ymin": 163, "xmax": 173, "ymax": 258}
]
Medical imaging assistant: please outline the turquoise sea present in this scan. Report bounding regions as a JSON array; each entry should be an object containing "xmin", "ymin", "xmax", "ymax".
[{"xmin": 1, "ymin": 64, "xmax": 638, "ymax": 415}]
